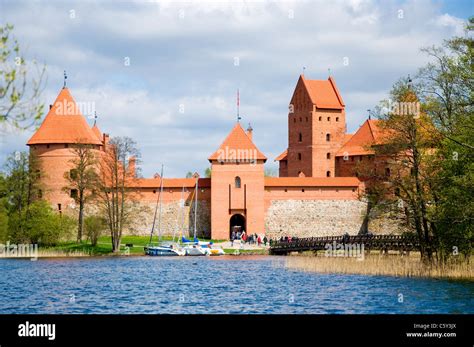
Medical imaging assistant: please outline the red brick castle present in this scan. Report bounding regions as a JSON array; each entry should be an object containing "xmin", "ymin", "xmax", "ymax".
[{"xmin": 27, "ymin": 75, "xmax": 388, "ymax": 240}]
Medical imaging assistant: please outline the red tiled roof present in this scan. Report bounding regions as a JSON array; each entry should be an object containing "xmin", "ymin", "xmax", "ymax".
[
  {"xmin": 275, "ymin": 149, "xmax": 288, "ymax": 161},
  {"xmin": 301, "ymin": 75, "xmax": 345, "ymax": 110},
  {"xmin": 130, "ymin": 178, "xmax": 211, "ymax": 188},
  {"xmin": 265, "ymin": 177, "xmax": 361, "ymax": 187},
  {"xmin": 336, "ymin": 119, "xmax": 385, "ymax": 156},
  {"xmin": 208, "ymin": 123, "xmax": 267, "ymax": 162},
  {"xmin": 92, "ymin": 124, "xmax": 103, "ymax": 142},
  {"xmin": 27, "ymin": 88, "xmax": 102, "ymax": 145}
]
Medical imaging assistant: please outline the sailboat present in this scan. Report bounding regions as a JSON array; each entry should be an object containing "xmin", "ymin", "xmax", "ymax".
[
  {"xmin": 183, "ymin": 176, "xmax": 207, "ymax": 256},
  {"xmin": 144, "ymin": 165, "xmax": 185, "ymax": 256},
  {"xmin": 182, "ymin": 176, "xmax": 225, "ymax": 256}
]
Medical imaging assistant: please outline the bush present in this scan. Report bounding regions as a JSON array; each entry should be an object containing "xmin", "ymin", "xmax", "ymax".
[
  {"xmin": 7, "ymin": 201, "xmax": 75, "ymax": 246},
  {"xmin": 0, "ymin": 198, "xmax": 8, "ymax": 243},
  {"xmin": 84, "ymin": 215, "xmax": 106, "ymax": 246}
]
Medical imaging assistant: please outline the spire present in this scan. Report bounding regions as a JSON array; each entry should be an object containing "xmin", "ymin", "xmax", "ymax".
[
  {"xmin": 63, "ymin": 70, "xmax": 67, "ymax": 89},
  {"xmin": 236, "ymin": 89, "xmax": 241, "ymax": 122}
]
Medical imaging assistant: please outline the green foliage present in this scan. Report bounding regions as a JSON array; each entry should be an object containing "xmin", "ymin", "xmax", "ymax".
[
  {"xmin": 7, "ymin": 200, "xmax": 75, "ymax": 246},
  {"xmin": 84, "ymin": 215, "xmax": 106, "ymax": 247},
  {"xmin": 0, "ymin": 24, "xmax": 46, "ymax": 132}
]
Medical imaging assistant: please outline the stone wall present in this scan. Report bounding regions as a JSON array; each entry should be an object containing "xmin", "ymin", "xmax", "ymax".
[
  {"xmin": 367, "ymin": 203, "xmax": 410, "ymax": 235},
  {"xmin": 127, "ymin": 200, "xmax": 211, "ymax": 238},
  {"xmin": 264, "ymin": 199, "xmax": 367, "ymax": 238}
]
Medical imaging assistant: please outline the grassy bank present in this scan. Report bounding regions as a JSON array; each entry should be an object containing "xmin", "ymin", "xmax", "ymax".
[
  {"xmin": 285, "ymin": 253, "xmax": 474, "ymax": 280},
  {"xmin": 36, "ymin": 235, "xmax": 231, "ymax": 257}
]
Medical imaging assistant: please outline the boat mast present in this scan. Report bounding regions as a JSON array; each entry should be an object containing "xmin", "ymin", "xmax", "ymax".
[
  {"xmin": 193, "ymin": 175, "xmax": 198, "ymax": 239},
  {"xmin": 157, "ymin": 164, "xmax": 164, "ymax": 242},
  {"xmin": 148, "ymin": 164, "xmax": 164, "ymax": 244}
]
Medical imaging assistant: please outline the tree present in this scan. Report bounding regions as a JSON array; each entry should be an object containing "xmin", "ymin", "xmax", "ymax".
[
  {"xmin": 185, "ymin": 171, "xmax": 193, "ymax": 178},
  {"xmin": 8, "ymin": 200, "xmax": 75, "ymax": 246},
  {"xmin": 3, "ymin": 151, "xmax": 42, "ymax": 241},
  {"xmin": 97, "ymin": 137, "xmax": 141, "ymax": 253},
  {"xmin": 0, "ymin": 24, "xmax": 46, "ymax": 133},
  {"xmin": 365, "ymin": 18, "xmax": 474, "ymax": 262},
  {"xmin": 0, "ymin": 173, "xmax": 8, "ymax": 242},
  {"xmin": 84, "ymin": 215, "xmax": 106, "ymax": 247},
  {"xmin": 204, "ymin": 167, "xmax": 211, "ymax": 178},
  {"xmin": 369, "ymin": 80, "xmax": 438, "ymax": 262},
  {"xmin": 416, "ymin": 18, "xmax": 474, "ymax": 261},
  {"xmin": 63, "ymin": 142, "xmax": 99, "ymax": 243}
]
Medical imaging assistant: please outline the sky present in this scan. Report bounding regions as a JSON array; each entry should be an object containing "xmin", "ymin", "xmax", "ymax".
[{"xmin": 0, "ymin": 0, "xmax": 471, "ymax": 177}]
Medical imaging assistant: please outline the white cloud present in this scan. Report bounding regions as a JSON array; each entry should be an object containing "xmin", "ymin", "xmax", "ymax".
[{"xmin": 0, "ymin": 0, "xmax": 467, "ymax": 177}]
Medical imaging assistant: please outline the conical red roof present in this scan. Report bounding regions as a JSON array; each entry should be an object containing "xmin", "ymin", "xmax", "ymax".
[
  {"xmin": 27, "ymin": 88, "xmax": 102, "ymax": 145},
  {"xmin": 208, "ymin": 123, "xmax": 267, "ymax": 162},
  {"xmin": 91, "ymin": 124, "xmax": 103, "ymax": 141},
  {"xmin": 336, "ymin": 119, "xmax": 385, "ymax": 156}
]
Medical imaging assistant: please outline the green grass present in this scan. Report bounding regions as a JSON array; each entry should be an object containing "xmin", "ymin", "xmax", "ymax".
[
  {"xmin": 223, "ymin": 248, "xmax": 268, "ymax": 255},
  {"xmin": 42, "ymin": 235, "xmax": 231, "ymax": 256}
]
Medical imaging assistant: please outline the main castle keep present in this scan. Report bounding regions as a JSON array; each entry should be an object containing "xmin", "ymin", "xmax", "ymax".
[{"xmin": 27, "ymin": 75, "xmax": 390, "ymax": 240}]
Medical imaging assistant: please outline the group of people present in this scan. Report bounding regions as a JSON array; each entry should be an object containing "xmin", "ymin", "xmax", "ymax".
[
  {"xmin": 278, "ymin": 236, "xmax": 299, "ymax": 243},
  {"xmin": 230, "ymin": 230, "xmax": 268, "ymax": 247}
]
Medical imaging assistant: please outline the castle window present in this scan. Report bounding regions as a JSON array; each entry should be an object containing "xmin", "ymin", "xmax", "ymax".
[
  {"xmin": 319, "ymin": 116, "xmax": 322, "ymax": 121},
  {"xmin": 326, "ymin": 134, "xmax": 331, "ymax": 142},
  {"xmin": 71, "ymin": 189, "xmax": 78, "ymax": 199},
  {"xmin": 294, "ymin": 118, "xmax": 296, "ymax": 123},
  {"xmin": 327, "ymin": 117, "xmax": 330, "ymax": 121},
  {"xmin": 326, "ymin": 153, "xmax": 331, "ymax": 159},
  {"xmin": 306, "ymin": 117, "xmax": 308, "ymax": 122},
  {"xmin": 302, "ymin": 189, "xmax": 305, "ymax": 193},
  {"xmin": 47, "ymin": 144, "xmax": 50, "ymax": 149},
  {"xmin": 385, "ymin": 168, "xmax": 391, "ymax": 177},
  {"xmin": 299, "ymin": 117, "xmax": 302, "ymax": 122},
  {"xmin": 336, "ymin": 117, "xmax": 339, "ymax": 122},
  {"xmin": 38, "ymin": 189, "xmax": 42, "ymax": 199},
  {"xmin": 298, "ymin": 133, "xmax": 302, "ymax": 142},
  {"xmin": 351, "ymin": 156, "xmax": 355, "ymax": 162},
  {"xmin": 326, "ymin": 171, "xmax": 331, "ymax": 177},
  {"xmin": 65, "ymin": 144, "xmax": 69, "ymax": 148},
  {"xmin": 235, "ymin": 176, "xmax": 241, "ymax": 188},
  {"xmin": 153, "ymin": 189, "xmax": 156, "ymax": 194},
  {"xmin": 284, "ymin": 189, "xmax": 288, "ymax": 192},
  {"xmin": 298, "ymin": 153, "xmax": 302, "ymax": 160},
  {"xmin": 58, "ymin": 203, "xmax": 62, "ymax": 211}
]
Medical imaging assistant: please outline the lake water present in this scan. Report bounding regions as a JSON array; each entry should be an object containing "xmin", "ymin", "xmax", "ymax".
[{"xmin": 0, "ymin": 256, "xmax": 472, "ymax": 314}]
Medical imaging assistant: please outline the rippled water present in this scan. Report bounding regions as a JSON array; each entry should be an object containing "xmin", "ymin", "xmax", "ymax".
[{"xmin": 0, "ymin": 256, "xmax": 472, "ymax": 314}]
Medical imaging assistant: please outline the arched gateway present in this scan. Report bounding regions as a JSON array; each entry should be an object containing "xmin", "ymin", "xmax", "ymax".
[{"xmin": 229, "ymin": 214, "xmax": 246, "ymax": 238}]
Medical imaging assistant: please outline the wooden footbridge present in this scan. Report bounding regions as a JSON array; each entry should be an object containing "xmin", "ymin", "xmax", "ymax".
[{"xmin": 269, "ymin": 234, "xmax": 421, "ymax": 255}]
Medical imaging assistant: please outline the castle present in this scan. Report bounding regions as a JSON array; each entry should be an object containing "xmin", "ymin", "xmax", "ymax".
[{"xmin": 27, "ymin": 75, "xmax": 389, "ymax": 240}]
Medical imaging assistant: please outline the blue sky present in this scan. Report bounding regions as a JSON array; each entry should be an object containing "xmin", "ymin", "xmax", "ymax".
[{"xmin": 0, "ymin": 0, "xmax": 470, "ymax": 177}]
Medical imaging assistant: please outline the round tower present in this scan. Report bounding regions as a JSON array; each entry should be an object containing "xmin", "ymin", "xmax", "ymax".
[{"xmin": 26, "ymin": 87, "xmax": 103, "ymax": 214}]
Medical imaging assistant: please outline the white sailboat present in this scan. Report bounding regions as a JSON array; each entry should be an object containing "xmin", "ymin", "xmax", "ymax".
[
  {"xmin": 145, "ymin": 164, "xmax": 185, "ymax": 256},
  {"xmin": 183, "ymin": 175, "xmax": 207, "ymax": 256},
  {"xmin": 182, "ymin": 175, "xmax": 225, "ymax": 256}
]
